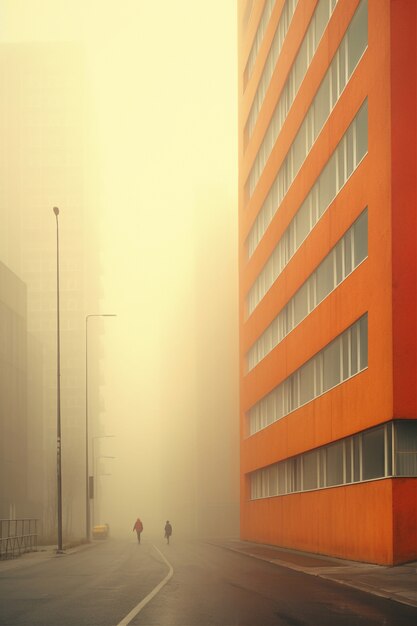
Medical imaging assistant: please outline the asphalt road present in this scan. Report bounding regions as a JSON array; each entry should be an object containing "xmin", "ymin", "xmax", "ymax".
[{"xmin": 0, "ymin": 538, "xmax": 416, "ymax": 626}]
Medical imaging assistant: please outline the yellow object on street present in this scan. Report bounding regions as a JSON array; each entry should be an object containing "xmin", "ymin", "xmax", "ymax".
[{"xmin": 92, "ymin": 524, "xmax": 109, "ymax": 539}]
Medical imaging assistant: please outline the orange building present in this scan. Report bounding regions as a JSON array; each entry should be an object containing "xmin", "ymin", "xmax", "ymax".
[{"xmin": 238, "ymin": 0, "xmax": 416, "ymax": 565}]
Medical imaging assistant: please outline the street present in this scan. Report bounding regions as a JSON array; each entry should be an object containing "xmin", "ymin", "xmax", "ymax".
[{"xmin": 0, "ymin": 539, "xmax": 416, "ymax": 625}]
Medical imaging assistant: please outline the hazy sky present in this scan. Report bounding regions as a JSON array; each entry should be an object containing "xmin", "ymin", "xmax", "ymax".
[{"xmin": 0, "ymin": 1, "xmax": 239, "ymax": 534}]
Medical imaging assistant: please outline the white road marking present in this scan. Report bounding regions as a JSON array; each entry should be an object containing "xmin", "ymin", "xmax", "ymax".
[{"xmin": 116, "ymin": 544, "xmax": 173, "ymax": 626}]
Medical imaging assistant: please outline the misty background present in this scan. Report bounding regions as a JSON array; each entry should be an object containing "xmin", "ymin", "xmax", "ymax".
[{"xmin": 0, "ymin": 1, "xmax": 239, "ymax": 541}]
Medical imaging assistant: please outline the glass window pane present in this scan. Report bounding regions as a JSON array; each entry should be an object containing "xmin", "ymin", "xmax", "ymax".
[
  {"xmin": 295, "ymin": 201, "xmax": 310, "ymax": 248},
  {"xmin": 346, "ymin": 123, "xmax": 355, "ymax": 179},
  {"xmin": 344, "ymin": 229, "xmax": 353, "ymax": 275},
  {"xmin": 315, "ymin": 0, "xmax": 329, "ymax": 44},
  {"xmin": 314, "ymin": 73, "xmax": 331, "ymax": 134},
  {"xmin": 275, "ymin": 385, "xmax": 284, "ymax": 421},
  {"xmin": 337, "ymin": 143, "xmax": 346, "ymax": 188},
  {"xmin": 316, "ymin": 254, "xmax": 334, "ymax": 303},
  {"xmin": 266, "ymin": 393, "xmax": 275, "ymax": 425},
  {"xmin": 350, "ymin": 324, "xmax": 359, "ymax": 375},
  {"xmin": 395, "ymin": 421, "xmax": 417, "ymax": 476},
  {"xmin": 269, "ymin": 465, "xmax": 278, "ymax": 495},
  {"xmin": 300, "ymin": 359, "xmax": 315, "ymax": 406},
  {"xmin": 292, "ymin": 125, "xmax": 306, "ymax": 175},
  {"xmin": 290, "ymin": 375, "xmax": 299, "ymax": 412},
  {"xmin": 359, "ymin": 314, "xmax": 368, "ymax": 370},
  {"xmin": 362, "ymin": 427, "xmax": 385, "ymax": 480},
  {"xmin": 319, "ymin": 449, "xmax": 326, "ymax": 487},
  {"xmin": 303, "ymin": 450, "xmax": 318, "ymax": 490},
  {"xmin": 293, "ymin": 282, "xmax": 309, "ymax": 327},
  {"xmin": 335, "ymin": 243, "xmax": 343, "ymax": 285},
  {"xmin": 348, "ymin": 0, "xmax": 368, "ymax": 76},
  {"xmin": 331, "ymin": 61, "xmax": 338, "ymax": 107},
  {"xmin": 356, "ymin": 100, "xmax": 368, "ymax": 163},
  {"xmin": 278, "ymin": 463, "xmax": 286, "ymax": 494},
  {"xmin": 295, "ymin": 39, "xmax": 308, "ymax": 91},
  {"xmin": 353, "ymin": 435, "xmax": 360, "ymax": 481},
  {"xmin": 319, "ymin": 156, "xmax": 337, "ymax": 213},
  {"xmin": 354, "ymin": 208, "xmax": 368, "ymax": 266},
  {"xmin": 323, "ymin": 339, "xmax": 341, "ymax": 391},
  {"xmin": 386, "ymin": 424, "xmax": 393, "ymax": 476},
  {"xmin": 338, "ymin": 38, "xmax": 348, "ymax": 93},
  {"xmin": 286, "ymin": 459, "xmax": 295, "ymax": 493},
  {"xmin": 326, "ymin": 441, "xmax": 344, "ymax": 486},
  {"xmin": 295, "ymin": 457, "xmax": 302, "ymax": 491},
  {"xmin": 345, "ymin": 440, "xmax": 352, "ymax": 483},
  {"xmin": 323, "ymin": 337, "xmax": 341, "ymax": 391}
]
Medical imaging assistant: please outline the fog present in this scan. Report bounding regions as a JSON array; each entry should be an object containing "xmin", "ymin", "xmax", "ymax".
[{"xmin": 0, "ymin": 1, "xmax": 239, "ymax": 542}]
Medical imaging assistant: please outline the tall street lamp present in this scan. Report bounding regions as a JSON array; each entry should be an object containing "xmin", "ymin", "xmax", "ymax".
[
  {"xmin": 85, "ymin": 314, "xmax": 116, "ymax": 540},
  {"xmin": 53, "ymin": 206, "xmax": 63, "ymax": 554}
]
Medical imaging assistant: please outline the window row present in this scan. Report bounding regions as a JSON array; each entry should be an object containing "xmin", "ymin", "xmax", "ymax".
[
  {"xmin": 248, "ymin": 314, "xmax": 368, "ymax": 436},
  {"xmin": 247, "ymin": 209, "xmax": 368, "ymax": 372},
  {"xmin": 250, "ymin": 421, "xmax": 417, "ymax": 499},
  {"xmin": 244, "ymin": 0, "xmax": 275, "ymax": 88},
  {"xmin": 248, "ymin": 0, "xmax": 367, "ymax": 257},
  {"xmin": 245, "ymin": 0, "xmax": 298, "ymax": 128},
  {"xmin": 247, "ymin": 99, "xmax": 368, "ymax": 315},
  {"xmin": 246, "ymin": 0, "xmax": 338, "ymax": 194}
]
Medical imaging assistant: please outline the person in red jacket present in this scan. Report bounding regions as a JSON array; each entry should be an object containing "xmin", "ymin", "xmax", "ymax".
[{"xmin": 133, "ymin": 517, "xmax": 143, "ymax": 544}]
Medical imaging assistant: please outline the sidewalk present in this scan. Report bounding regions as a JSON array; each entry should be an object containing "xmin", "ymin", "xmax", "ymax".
[
  {"xmin": 213, "ymin": 539, "xmax": 417, "ymax": 609},
  {"xmin": 0, "ymin": 541, "xmax": 97, "ymax": 571}
]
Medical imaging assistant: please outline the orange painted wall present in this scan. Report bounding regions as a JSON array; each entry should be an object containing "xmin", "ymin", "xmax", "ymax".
[
  {"xmin": 238, "ymin": 0, "xmax": 417, "ymax": 565},
  {"xmin": 240, "ymin": 480, "xmax": 397, "ymax": 564},
  {"xmin": 392, "ymin": 480, "xmax": 417, "ymax": 564},
  {"xmin": 390, "ymin": 0, "xmax": 417, "ymax": 418},
  {"xmin": 240, "ymin": 0, "xmax": 394, "ymax": 463}
]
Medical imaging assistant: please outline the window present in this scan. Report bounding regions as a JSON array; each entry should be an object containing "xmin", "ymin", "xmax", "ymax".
[
  {"xmin": 395, "ymin": 421, "xmax": 417, "ymax": 476},
  {"xmin": 300, "ymin": 360, "xmax": 315, "ymax": 405},
  {"xmin": 356, "ymin": 100, "xmax": 368, "ymax": 163},
  {"xmin": 354, "ymin": 209, "xmax": 368, "ymax": 265},
  {"xmin": 246, "ymin": 0, "xmax": 338, "ymax": 196},
  {"xmin": 246, "ymin": 100, "xmax": 368, "ymax": 316},
  {"xmin": 326, "ymin": 441, "xmax": 344, "ymax": 486},
  {"xmin": 323, "ymin": 338, "xmax": 341, "ymax": 391},
  {"xmin": 246, "ymin": 0, "xmax": 298, "ymax": 135},
  {"xmin": 316, "ymin": 253, "xmax": 334, "ymax": 304},
  {"xmin": 248, "ymin": 315, "xmax": 368, "ymax": 434},
  {"xmin": 303, "ymin": 450, "xmax": 318, "ymax": 490},
  {"xmin": 249, "ymin": 420, "xmax": 417, "ymax": 501},
  {"xmin": 348, "ymin": 0, "xmax": 368, "ymax": 75},
  {"xmin": 362, "ymin": 427, "xmax": 385, "ymax": 480},
  {"xmin": 246, "ymin": 0, "xmax": 367, "ymax": 212},
  {"xmin": 247, "ymin": 209, "xmax": 368, "ymax": 371}
]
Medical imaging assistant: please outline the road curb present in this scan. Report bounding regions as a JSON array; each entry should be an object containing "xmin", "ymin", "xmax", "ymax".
[{"xmin": 214, "ymin": 542, "xmax": 417, "ymax": 610}]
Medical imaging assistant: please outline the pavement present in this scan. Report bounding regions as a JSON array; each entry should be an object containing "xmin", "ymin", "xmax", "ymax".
[
  {"xmin": 2, "ymin": 538, "xmax": 417, "ymax": 610},
  {"xmin": 212, "ymin": 539, "xmax": 417, "ymax": 609}
]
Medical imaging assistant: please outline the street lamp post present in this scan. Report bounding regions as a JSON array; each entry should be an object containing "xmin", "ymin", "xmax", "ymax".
[
  {"xmin": 85, "ymin": 315, "xmax": 116, "ymax": 541},
  {"xmin": 53, "ymin": 206, "xmax": 63, "ymax": 554}
]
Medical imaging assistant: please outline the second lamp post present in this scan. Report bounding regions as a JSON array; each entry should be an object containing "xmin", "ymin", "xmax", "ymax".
[{"xmin": 85, "ymin": 313, "xmax": 116, "ymax": 540}]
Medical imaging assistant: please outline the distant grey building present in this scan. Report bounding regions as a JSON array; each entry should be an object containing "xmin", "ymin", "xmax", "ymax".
[
  {"xmin": 0, "ymin": 43, "xmax": 102, "ymax": 541},
  {"xmin": 0, "ymin": 261, "xmax": 27, "ymax": 518}
]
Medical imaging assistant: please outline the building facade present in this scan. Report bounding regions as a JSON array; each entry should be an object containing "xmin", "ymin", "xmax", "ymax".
[
  {"xmin": 238, "ymin": 0, "xmax": 417, "ymax": 565},
  {"xmin": 0, "ymin": 261, "xmax": 27, "ymax": 519},
  {"xmin": 0, "ymin": 43, "xmax": 101, "ymax": 541}
]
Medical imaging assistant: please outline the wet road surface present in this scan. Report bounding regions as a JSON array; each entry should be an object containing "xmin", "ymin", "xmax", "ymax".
[{"xmin": 0, "ymin": 538, "xmax": 416, "ymax": 625}]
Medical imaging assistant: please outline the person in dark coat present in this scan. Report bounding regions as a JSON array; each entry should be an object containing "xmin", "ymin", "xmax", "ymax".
[
  {"xmin": 164, "ymin": 520, "xmax": 172, "ymax": 544},
  {"xmin": 133, "ymin": 517, "xmax": 143, "ymax": 544}
]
